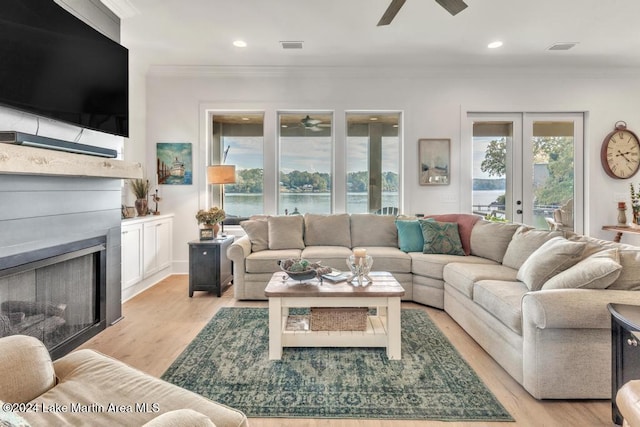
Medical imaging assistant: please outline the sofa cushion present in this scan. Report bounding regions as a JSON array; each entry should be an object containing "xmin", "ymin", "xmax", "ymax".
[
  {"xmin": 425, "ymin": 213, "xmax": 481, "ymax": 256},
  {"xmin": 353, "ymin": 247, "xmax": 412, "ymax": 273},
  {"xmin": 245, "ymin": 249, "xmax": 302, "ymax": 273},
  {"xmin": 542, "ymin": 248, "xmax": 622, "ymax": 290},
  {"xmin": 569, "ymin": 235, "xmax": 640, "ymax": 291},
  {"xmin": 240, "ymin": 219, "xmax": 269, "ymax": 252},
  {"xmin": 395, "ymin": 219, "xmax": 424, "ymax": 252},
  {"xmin": 473, "ymin": 280, "xmax": 528, "ymax": 335},
  {"xmin": 0, "ymin": 335, "xmax": 56, "ymax": 404},
  {"xmin": 502, "ymin": 226, "xmax": 562, "ymax": 270},
  {"xmin": 301, "ymin": 246, "xmax": 354, "ymax": 270},
  {"xmin": 268, "ymin": 216, "xmax": 305, "ymax": 250},
  {"xmin": 410, "ymin": 253, "xmax": 495, "ymax": 280},
  {"xmin": 516, "ymin": 237, "xmax": 587, "ymax": 291},
  {"xmin": 470, "ymin": 220, "xmax": 520, "ymax": 263},
  {"xmin": 304, "ymin": 213, "xmax": 351, "ymax": 247},
  {"xmin": 443, "ymin": 263, "xmax": 519, "ymax": 299},
  {"xmin": 419, "ymin": 220, "xmax": 465, "ymax": 256},
  {"xmin": 21, "ymin": 349, "xmax": 248, "ymax": 427},
  {"xmin": 350, "ymin": 214, "xmax": 397, "ymax": 247}
]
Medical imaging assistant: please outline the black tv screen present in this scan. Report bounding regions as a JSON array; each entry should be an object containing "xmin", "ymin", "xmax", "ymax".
[{"xmin": 0, "ymin": 0, "xmax": 129, "ymax": 137}]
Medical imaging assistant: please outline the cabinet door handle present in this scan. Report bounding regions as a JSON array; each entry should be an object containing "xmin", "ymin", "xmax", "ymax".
[{"xmin": 628, "ymin": 337, "xmax": 638, "ymax": 346}]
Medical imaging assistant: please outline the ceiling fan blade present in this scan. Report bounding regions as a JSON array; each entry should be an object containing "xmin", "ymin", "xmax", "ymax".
[
  {"xmin": 377, "ymin": 0, "xmax": 406, "ymax": 26},
  {"xmin": 435, "ymin": 0, "xmax": 468, "ymax": 16}
]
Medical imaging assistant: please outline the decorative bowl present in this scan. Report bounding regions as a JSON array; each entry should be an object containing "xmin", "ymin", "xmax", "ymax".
[{"xmin": 278, "ymin": 258, "xmax": 322, "ymax": 281}]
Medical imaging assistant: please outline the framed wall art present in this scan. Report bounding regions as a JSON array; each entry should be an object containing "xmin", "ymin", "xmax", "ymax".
[
  {"xmin": 157, "ymin": 142, "xmax": 193, "ymax": 185},
  {"xmin": 418, "ymin": 138, "xmax": 450, "ymax": 185}
]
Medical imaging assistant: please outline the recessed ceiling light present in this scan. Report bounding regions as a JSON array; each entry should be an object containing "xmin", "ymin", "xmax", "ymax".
[
  {"xmin": 487, "ymin": 41, "xmax": 503, "ymax": 49},
  {"xmin": 233, "ymin": 40, "xmax": 247, "ymax": 48},
  {"xmin": 281, "ymin": 124, "xmax": 288, "ymax": 128},
  {"xmin": 370, "ymin": 117, "xmax": 378, "ymax": 121},
  {"xmin": 241, "ymin": 117, "xmax": 250, "ymax": 121}
]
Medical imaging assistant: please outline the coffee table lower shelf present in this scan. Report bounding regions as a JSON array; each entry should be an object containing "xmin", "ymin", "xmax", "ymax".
[{"xmin": 281, "ymin": 313, "xmax": 389, "ymax": 348}]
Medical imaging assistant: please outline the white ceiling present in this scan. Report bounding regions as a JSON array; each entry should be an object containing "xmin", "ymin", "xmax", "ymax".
[{"xmin": 118, "ymin": 0, "xmax": 640, "ymax": 71}]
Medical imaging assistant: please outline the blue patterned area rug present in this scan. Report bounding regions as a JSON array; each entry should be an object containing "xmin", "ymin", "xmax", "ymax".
[{"xmin": 161, "ymin": 307, "xmax": 513, "ymax": 421}]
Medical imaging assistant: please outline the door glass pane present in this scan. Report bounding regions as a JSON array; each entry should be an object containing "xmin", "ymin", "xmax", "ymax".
[
  {"xmin": 346, "ymin": 112, "xmax": 400, "ymax": 214},
  {"xmin": 532, "ymin": 121, "xmax": 574, "ymax": 231},
  {"xmin": 472, "ymin": 121, "xmax": 511, "ymax": 221},
  {"xmin": 278, "ymin": 112, "xmax": 333, "ymax": 215},
  {"xmin": 212, "ymin": 113, "xmax": 264, "ymax": 222}
]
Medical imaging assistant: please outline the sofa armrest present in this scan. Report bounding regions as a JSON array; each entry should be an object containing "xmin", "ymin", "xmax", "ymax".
[
  {"xmin": 522, "ymin": 289, "xmax": 640, "ymax": 330},
  {"xmin": 0, "ymin": 335, "xmax": 56, "ymax": 403},
  {"xmin": 227, "ymin": 235, "xmax": 252, "ymax": 263},
  {"xmin": 617, "ymin": 380, "xmax": 640, "ymax": 427}
]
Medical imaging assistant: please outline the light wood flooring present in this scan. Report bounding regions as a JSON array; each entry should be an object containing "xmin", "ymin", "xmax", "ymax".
[{"xmin": 80, "ymin": 275, "xmax": 613, "ymax": 427}]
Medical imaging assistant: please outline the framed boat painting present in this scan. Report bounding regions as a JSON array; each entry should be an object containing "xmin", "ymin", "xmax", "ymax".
[
  {"xmin": 157, "ymin": 142, "xmax": 193, "ymax": 185},
  {"xmin": 419, "ymin": 138, "xmax": 450, "ymax": 185}
]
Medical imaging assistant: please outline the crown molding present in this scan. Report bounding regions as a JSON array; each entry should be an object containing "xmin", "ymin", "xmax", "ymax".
[{"xmin": 147, "ymin": 64, "xmax": 640, "ymax": 80}]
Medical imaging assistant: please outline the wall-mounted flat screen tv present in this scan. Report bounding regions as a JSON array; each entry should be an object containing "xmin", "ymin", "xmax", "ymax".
[{"xmin": 0, "ymin": 0, "xmax": 129, "ymax": 137}]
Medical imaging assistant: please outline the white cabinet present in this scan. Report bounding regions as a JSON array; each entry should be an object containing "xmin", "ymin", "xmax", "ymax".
[
  {"xmin": 121, "ymin": 215, "xmax": 173, "ymax": 294},
  {"xmin": 121, "ymin": 222, "xmax": 143, "ymax": 289},
  {"xmin": 143, "ymin": 217, "xmax": 172, "ymax": 278}
]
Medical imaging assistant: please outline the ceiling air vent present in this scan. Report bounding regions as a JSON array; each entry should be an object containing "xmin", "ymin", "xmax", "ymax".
[
  {"xmin": 548, "ymin": 42, "xmax": 578, "ymax": 51},
  {"xmin": 280, "ymin": 41, "xmax": 303, "ymax": 50}
]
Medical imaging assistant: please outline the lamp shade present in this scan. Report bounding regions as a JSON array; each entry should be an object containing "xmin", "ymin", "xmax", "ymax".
[{"xmin": 207, "ymin": 165, "xmax": 236, "ymax": 184}]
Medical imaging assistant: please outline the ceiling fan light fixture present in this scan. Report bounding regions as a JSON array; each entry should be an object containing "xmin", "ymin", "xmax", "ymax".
[
  {"xmin": 233, "ymin": 40, "xmax": 247, "ymax": 48},
  {"xmin": 487, "ymin": 41, "xmax": 503, "ymax": 49}
]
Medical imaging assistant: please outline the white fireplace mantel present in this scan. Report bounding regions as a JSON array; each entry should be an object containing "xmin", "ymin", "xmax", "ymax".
[{"xmin": 0, "ymin": 143, "xmax": 143, "ymax": 179}]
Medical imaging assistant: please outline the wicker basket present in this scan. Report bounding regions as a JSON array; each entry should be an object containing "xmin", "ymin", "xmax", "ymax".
[{"xmin": 310, "ymin": 307, "xmax": 368, "ymax": 331}]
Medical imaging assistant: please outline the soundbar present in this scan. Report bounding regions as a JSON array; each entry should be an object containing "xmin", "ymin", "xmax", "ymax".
[{"xmin": 0, "ymin": 131, "xmax": 117, "ymax": 158}]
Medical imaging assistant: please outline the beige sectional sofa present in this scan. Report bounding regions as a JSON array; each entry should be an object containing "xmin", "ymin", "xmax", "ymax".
[
  {"xmin": 228, "ymin": 212, "xmax": 640, "ymax": 399},
  {"xmin": 0, "ymin": 335, "xmax": 248, "ymax": 427}
]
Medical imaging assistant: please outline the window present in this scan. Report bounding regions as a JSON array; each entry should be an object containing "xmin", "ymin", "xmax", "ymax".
[
  {"xmin": 278, "ymin": 112, "xmax": 333, "ymax": 215},
  {"xmin": 346, "ymin": 112, "xmax": 400, "ymax": 214},
  {"xmin": 469, "ymin": 113, "xmax": 583, "ymax": 231},
  {"xmin": 211, "ymin": 113, "xmax": 264, "ymax": 222}
]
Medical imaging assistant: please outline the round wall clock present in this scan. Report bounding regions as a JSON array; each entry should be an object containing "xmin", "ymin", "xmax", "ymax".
[{"xmin": 601, "ymin": 121, "xmax": 640, "ymax": 179}]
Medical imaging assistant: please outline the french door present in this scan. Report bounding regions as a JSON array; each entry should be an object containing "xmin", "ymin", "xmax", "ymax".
[{"xmin": 468, "ymin": 112, "xmax": 584, "ymax": 232}]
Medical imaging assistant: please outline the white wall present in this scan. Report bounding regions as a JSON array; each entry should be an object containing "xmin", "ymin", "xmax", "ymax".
[{"xmin": 137, "ymin": 67, "xmax": 640, "ymax": 272}]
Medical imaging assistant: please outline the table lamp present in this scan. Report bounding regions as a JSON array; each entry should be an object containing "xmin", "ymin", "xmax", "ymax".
[{"xmin": 207, "ymin": 164, "xmax": 236, "ymax": 230}]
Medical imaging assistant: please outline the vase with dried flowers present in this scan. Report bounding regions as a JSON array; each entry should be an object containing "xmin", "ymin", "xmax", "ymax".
[
  {"xmin": 631, "ymin": 183, "xmax": 640, "ymax": 225},
  {"xmin": 196, "ymin": 207, "xmax": 226, "ymax": 237},
  {"xmin": 130, "ymin": 179, "xmax": 150, "ymax": 216}
]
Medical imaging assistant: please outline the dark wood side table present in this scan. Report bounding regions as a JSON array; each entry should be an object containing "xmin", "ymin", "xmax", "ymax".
[
  {"xmin": 188, "ymin": 236, "xmax": 234, "ymax": 297},
  {"xmin": 608, "ymin": 303, "xmax": 640, "ymax": 425}
]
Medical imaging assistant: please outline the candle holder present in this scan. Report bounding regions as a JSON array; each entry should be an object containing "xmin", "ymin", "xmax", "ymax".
[{"xmin": 346, "ymin": 255, "xmax": 373, "ymax": 287}]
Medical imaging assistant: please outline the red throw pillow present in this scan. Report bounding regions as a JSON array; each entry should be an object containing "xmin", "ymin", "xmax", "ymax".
[{"xmin": 423, "ymin": 214, "xmax": 481, "ymax": 256}]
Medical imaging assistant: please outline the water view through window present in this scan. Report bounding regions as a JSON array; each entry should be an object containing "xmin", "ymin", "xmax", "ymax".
[{"xmin": 213, "ymin": 111, "xmax": 402, "ymax": 218}]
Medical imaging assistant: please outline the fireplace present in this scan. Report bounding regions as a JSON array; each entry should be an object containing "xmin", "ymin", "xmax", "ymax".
[{"xmin": 0, "ymin": 236, "xmax": 107, "ymax": 359}]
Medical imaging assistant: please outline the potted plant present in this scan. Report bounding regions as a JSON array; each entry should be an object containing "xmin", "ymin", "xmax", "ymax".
[
  {"xmin": 129, "ymin": 179, "xmax": 150, "ymax": 216},
  {"xmin": 195, "ymin": 207, "xmax": 226, "ymax": 237}
]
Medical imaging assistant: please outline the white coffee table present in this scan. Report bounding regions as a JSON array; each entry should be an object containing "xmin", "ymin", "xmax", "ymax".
[{"xmin": 264, "ymin": 271, "xmax": 405, "ymax": 360}]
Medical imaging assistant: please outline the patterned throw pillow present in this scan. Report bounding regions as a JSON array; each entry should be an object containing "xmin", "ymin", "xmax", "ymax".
[
  {"xmin": 419, "ymin": 220, "xmax": 465, "ymax": 256},
  {"xmin": 0, "ymin": 400, "xmax": 31, "ymax": 427}
]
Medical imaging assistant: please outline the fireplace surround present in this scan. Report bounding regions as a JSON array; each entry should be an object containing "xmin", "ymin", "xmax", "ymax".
[
  {"xmin": 0, "ymin": 236, "xmax": 107, "ymax": 359},
  {"xmin": 0, "ymin": 142, "xmax": 143, "ymax": 357}
]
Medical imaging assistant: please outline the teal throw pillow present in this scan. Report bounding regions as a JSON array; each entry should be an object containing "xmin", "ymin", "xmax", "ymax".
[
  {"xmin": 395, "ymin": 219, "xmax": 424, "ymax": 252},
  {"xmin": 419, "ymin": 220, "xmax": 465, "ymax": 256}
]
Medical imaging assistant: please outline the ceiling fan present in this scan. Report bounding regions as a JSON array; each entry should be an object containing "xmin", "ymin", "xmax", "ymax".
[
  {"xmin": 300, "ymin": 115, "xmax": 330, "ymax": 132},
  {"xmin": 377, "ymin": 0, "xmax": 468, "ymax": 26}
]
